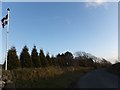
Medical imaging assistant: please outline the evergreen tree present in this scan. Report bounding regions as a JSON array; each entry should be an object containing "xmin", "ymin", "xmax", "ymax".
[
  {"xmin": 31, "ymin": 45, "xmax": 40, "ymax": 68},
  {"xmin": 7, "ymin": 46, "xmax": 20, "ymax": 70},
  {"xmin": 20, "ymin": 45, "xmax": 33, "ymax": 68},
  {"xmin": 55, "ymin": 56, "xmax": 59, "ymax": 66},
  {"xmin": 46, "ymin": 53, "xmax": 52, "ymax": 66},
  {"xmin": 39, "ymin": 49, "xmax": 47, "ymax": 67}
]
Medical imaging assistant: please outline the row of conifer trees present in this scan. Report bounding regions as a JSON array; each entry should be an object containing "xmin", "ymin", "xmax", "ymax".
[
  {"xmin": 3, "ymin": 45, "xmax": 111, "ymax": 70},
  {"xmin": 4, "ymin": 45, "xmax": 75, "ymax": 70}
]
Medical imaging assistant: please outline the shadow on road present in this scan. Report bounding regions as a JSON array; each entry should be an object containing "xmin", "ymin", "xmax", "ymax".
[{"xmin": 74, "ymin": 69, "xmax": 119, "ymax": 88}]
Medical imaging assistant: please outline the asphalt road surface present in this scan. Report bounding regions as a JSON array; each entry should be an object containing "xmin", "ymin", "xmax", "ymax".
[{"xmin": 74, "ymin": 69, "xmax": 119, "ymax": 88}]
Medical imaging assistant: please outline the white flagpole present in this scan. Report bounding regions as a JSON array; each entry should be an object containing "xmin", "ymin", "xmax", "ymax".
[{"xmin": 5, "ymin": 8, "xmax": 10, "ymax": 70}]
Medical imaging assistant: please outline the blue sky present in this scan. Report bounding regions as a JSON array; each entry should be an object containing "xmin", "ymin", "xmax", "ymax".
[{"xmin": 1, "ymin": 2, "xmax": 118, "ymax": 64}]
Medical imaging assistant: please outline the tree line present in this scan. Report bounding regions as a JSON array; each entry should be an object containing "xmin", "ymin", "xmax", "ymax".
[{"xmin": 3, "ymin": 45, "xmax": 112, "ymax": 70}]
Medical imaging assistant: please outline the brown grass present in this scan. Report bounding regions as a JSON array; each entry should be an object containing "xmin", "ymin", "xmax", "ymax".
[{"xmin": 2, "ymin": 66, "xmax": 94, "ymax": 88}]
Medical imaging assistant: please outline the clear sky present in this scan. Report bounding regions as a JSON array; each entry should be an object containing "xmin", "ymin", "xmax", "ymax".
[{"xmin": 1, "ymin": 2, "xmax": 118, "ymax": 64}]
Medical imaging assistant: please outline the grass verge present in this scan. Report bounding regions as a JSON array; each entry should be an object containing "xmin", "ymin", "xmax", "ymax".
[{"xmin": 2, "ymin": 66, "xmax": 94, "ymax": 88}]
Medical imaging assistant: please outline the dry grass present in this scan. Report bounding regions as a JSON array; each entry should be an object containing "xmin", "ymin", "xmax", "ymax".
[{"xmin": 2, "ymin": 66, "xmax": 94, "ymax": 88}]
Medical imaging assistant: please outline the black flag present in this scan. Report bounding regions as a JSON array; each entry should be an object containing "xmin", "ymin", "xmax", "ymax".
[{"xmin": 1, "ymin": 14, "xmax": 8, "ymax": 28}]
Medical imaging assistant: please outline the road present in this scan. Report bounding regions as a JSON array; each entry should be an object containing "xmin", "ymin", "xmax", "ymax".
[{"xmin": 74, "ymin": 69, "xmax": 119, "ymax": 88}]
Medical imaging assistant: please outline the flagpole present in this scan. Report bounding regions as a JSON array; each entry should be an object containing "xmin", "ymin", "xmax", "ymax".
[{"xmin": 5, "ymin": 8, "xmax": 10, "ymax": 70}]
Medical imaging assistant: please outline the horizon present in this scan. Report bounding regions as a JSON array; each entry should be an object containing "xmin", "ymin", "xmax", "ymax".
[{"xmin": 1, "ymin": 2, "xmax": 118, "ymax": 64}]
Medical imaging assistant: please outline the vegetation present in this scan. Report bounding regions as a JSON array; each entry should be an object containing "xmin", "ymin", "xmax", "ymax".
[
  {"xmin": 2, "ymin": 45, "xmax": 113, "ymax": 88},
  {"xmin": 31, "ymin": 46, "xmax": 41, "ymax": 68},
  {"xmin": 6, "ymin": 47, "xmax": 20, "ymax": 70},
  {"xmin": 20, "ymin": 46, "xmax": 33, "ymax": 68},
  {"xmin": 2, "ymin": 66, "xmax": 94, "ymax": 88},
  {"xmin": 107, "ymin": 62, "xmax": 120, "ymax": 76},
  {"xmin": 39, "ymin": 49, "xmax": 47, "ymax": 67},
  {"xmin": 2, "ymin": 45, "xmax": 112, "ymax": 70}
]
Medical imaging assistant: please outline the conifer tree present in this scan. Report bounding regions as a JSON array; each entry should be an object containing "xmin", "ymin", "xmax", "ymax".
[
  {"xmin": 51, "ymin": 55, "xmax": 56, "ymax": 66},
  {"xmin": 39, "ymin": 49, "xmax": 47, "ymax": 67},
  {"xmin": 31, "ymin": 45, "xmax": 40, "ymax": 68},
  {"xmin": 46, "ymin": 53, "xmax": 52, "ymax": 66},
  {"xmin": 20, "ymin": 45, "xmax": 33, "ymax": 68},
  {"xmin": 7, "ymin": 46, "xmax": 20, "ymax": 70}
]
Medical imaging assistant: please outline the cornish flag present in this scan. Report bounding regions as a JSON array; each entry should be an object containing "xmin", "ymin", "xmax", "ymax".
[{"xmin": 1, "ymin": 14, "xmax": 8, "ymax": 28}]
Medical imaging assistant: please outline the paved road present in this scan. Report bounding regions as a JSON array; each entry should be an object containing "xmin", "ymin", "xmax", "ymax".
[{"xmin": 74, "ymin": 69, "xmax": 119, "ymax": 88}]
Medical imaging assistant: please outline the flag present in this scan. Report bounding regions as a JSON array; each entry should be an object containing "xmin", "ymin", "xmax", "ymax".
[{"xmin": 1, "ymin": 14, "xmax": 8, "ymax": 28}]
